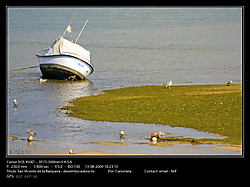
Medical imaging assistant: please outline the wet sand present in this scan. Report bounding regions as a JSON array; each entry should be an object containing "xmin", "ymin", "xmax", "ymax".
[
  {"xmin": 212, "ymin": 145, "xmax": 242, "ymax": 152},
  {"xmin": 37, "ymin": 142, "xmax": 242, "ymax": 156}
]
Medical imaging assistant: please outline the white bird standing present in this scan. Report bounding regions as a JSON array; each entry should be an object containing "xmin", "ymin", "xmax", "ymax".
[
  {"xmin": 69, "ymin": 148, "xmax": 75, "ymax": 154},
  {"xmin": 227, "ymin": 80, "xmax": 233, "ymax": 86},
  {"xmin": 151, "ymin": 137, "xmax": 158, "ymax": 143},
  {"xmin": 164, "ymin": 81, "xmax": 173, "ymax": 89},
  {"xmin": 119, "ymin": 130, "xmax": 125, "ymax": 138},
  {"xmin": 13, "ymin": 99, "xmax": 18, "ymax": 107},
  {"xmin": 27, "ymin": 135, "xmax": 33, "ymax": 142}
]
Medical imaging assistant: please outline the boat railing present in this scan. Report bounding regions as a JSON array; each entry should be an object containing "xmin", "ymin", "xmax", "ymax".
[{"xmin": 37, "ymin": 48, "xmax": 51, "ymax": 56}]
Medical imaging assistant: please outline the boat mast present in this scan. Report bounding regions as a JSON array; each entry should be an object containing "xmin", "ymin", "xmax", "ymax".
[
  {"xmin": 62, "ymin": 12, "xmax": 77, "ymax": 38},
  {"xmin": 75, "ymin": 20, "xmax": 88, "ymax": 43}
]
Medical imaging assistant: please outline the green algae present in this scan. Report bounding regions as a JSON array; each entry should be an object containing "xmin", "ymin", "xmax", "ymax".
[{"xmin": 63, "ymin": 84, "xmax": 242, "ymax": 146}]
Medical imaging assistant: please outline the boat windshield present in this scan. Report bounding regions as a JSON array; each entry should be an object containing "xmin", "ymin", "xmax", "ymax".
[{"xmin": 50, "ymin": 36, "xmax": 62, "ymax": 48}]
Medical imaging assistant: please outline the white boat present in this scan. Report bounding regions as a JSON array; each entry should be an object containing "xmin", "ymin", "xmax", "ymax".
[{"xmin": 36, "ymin": 18, "xmax": 94, "ymax": 80}]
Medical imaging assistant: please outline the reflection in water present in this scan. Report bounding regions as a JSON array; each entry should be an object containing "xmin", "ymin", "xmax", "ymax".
[{"xmin": 44, "ymin": 79, "xmax": 94, "ymax": 103}]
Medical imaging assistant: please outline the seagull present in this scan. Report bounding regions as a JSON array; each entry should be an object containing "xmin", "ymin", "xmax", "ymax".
[
  {"xmin": 13, "ymin": 99, "xmax": 18, "ymax": 107},
  {"xmin": 151, "ymin": 137, "xmax": 158, "ymax": 143},
  {"xmin": 27, "ymin": 135, "xmax": 34, "ymax": 142},
  {"xmin": 119, "ymin": 130, "xmax": 125, "ymax": 138},
  {"xmin": 227, "ymin": 80, "xmax": 233, "ymax": 86},
  {"xmin": 159, "ymin": 131, "xmax": 170, "ymax": 138},
  {"xmin": 150, "ymin": 132, "xmax": 159, "ymax": 142},
  {"xmin": 39, "ymin": 78, "xmax": 47, "ymax": 83},
  {"xmin": 164, "ymin": 81, "xmax": 173, "ymax": 89},
  {"xmin": 69, "ymin": 148, "xmax": 75, "ymax": 154},
  {"xmin": 27, "ymin": 129, "xmax": 36, "ymax": 136}
]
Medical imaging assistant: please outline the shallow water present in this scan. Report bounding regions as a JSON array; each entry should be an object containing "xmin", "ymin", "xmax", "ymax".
[{"xmin": 7, "ymin": 7, "xmax": 242, "ymax": 155}]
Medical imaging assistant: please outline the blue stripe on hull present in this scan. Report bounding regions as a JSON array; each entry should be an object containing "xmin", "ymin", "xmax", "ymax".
[{"xmin": 37, "ymin": 55, "xmax": 94, "ymax": 80}]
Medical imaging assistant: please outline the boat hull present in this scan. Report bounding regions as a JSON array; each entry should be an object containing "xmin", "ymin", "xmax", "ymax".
[{"xmin": 36, "ymin": 55, "xmax": 94, "ymax": 80}]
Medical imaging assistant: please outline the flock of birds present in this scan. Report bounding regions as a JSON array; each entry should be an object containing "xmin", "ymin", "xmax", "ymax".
[
  {"xmin": 12, "ymin": 79, "xmax": 233, "ymax": 108},
  {"xmin": 12, "ymin": 79, "xmax": 234, "ymax": 154},
  {"xmin": 151, "ymin": 131, "xmax": 170, "ymax": 143},
  {"xmin": 68, "ymin": 130, "xmax": 126, "ymax": 154},
  {"xmin": 68, "ymin": 130, "xmax": 168, "ymax": 154}
]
